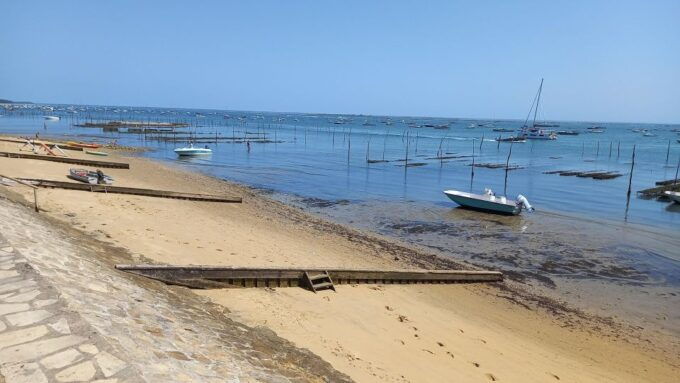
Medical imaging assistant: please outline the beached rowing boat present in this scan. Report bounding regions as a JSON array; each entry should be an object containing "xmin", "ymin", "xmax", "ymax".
[
  {"xmin": 67, "ymin": 141, "xmax": 102, "ymax": 149},
  {"xmin": 85, "ymin": 150, "xmax": 109, "ymax": 156},
  {"xmin": 68, "ymin": 168, "xmax": 114, "ymax": 184},
  {"xmin": 443, "ymin": 189, "xmax": 533, "ymax": 215}
]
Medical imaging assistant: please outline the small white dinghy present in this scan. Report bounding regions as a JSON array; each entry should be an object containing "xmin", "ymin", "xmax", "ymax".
[
  {"xmin": 444, "ymin": 188, "xmax": 533, "ymax": 215},
  {"xmin": 174, "ymin": 143, "xmax": 212, "ymax": 156}
]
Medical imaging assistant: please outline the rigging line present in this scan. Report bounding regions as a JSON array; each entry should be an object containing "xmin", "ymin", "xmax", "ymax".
[
  {"xmin": 532, "ymin": 78, "xmax": 544, "ymax": 128},
  {"xmin": 522, "ymin": 79, "xmax": 542, "ymax": 128}
]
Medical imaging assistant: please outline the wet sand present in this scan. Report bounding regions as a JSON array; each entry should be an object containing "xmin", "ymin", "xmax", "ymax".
[{"xmin": 0, "ymin": 137, "xmax": 678, "ymax": 382}]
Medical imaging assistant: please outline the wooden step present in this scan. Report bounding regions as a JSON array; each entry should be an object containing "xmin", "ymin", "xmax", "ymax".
[
  {"xmin": 304, "ymin": 271, "xmax": 336, "ymax": 293},
  {"xmin": 308, "ymin": 273, "xmax": 330, "ymax": 281}
]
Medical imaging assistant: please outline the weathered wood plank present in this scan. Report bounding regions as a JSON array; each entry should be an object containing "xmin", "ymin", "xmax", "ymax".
[
  {"xmin": 19, "ymin": 179, "xmax": 242, "ymax": 203},
  {"xmin": 115, "ymin": 264, "xmax": 503, "ymax": 289},
  {"xmin": 0, "ymin": 151, "xmax": 129, "ymax": 168}
]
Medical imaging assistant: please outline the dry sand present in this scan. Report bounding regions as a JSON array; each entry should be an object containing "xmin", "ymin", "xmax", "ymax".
[{"xmin": 0, "ymin": 138, "xmax": 677, "ymax": 382}]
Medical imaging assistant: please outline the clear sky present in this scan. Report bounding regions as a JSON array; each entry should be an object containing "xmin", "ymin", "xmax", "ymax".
[{"xmin": 1, "ymin": 1, "xmax": 678, "ymax": 123}]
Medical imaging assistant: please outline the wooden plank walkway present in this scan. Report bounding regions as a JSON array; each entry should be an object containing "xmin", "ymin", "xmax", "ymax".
[
  {"xmin": 115, "ymin": 264, "xmax": 503, "ymax": 289},
  {"xmin": 20, "ymin": 179, "xmax": 243, "ymax": 203},
  {"xmin": 0, "ymin": 151, "xmax": 129, "ymax": 168}
]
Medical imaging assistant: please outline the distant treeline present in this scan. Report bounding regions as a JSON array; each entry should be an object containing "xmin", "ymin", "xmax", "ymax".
[{"xmin": 0, "ymin": 99, "xmax": 33, "ymax": 104}]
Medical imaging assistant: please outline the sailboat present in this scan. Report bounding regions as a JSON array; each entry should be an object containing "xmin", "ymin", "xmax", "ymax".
[{"xmin": 518, "ymin": 79, "xmax": 557, "ymax": 140}]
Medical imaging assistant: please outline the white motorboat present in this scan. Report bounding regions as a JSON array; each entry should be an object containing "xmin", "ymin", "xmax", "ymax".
[
  {"xmin": 174, "ymin": 143, "xmax": 212, "ymax": 156},
  {"xmin": 443, "ymin": 188, "xmax": 533, "ymax": 215},
  {"xmin": 43, "ymin": 115, "xmax": 60, "ymax": 121},
  {"xmin": 664, "ymin": 191, "xmax": 680, "ymax": 204}
]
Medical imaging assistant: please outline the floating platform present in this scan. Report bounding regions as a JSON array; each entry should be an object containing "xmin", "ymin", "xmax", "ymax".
[
  {"xmin": 19, "ymin": 179, "xmax": 242, "ymax": 203},
  {"xmin": 115, "ymin": 264, "xmax": 503, "ymax": 290},
  {"xmin": 543, "ymin": 169, "xmax": 623, "ymax": 180},
  {"xmin": 0, "ymin": 151, "xmax": 129, "ymax": 168}
]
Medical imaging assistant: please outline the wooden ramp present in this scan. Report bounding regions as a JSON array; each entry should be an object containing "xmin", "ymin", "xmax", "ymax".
[
  {"xmin": 0, "ymin": 151, "xmax": 128, "ymax": 168},
  {"xmin": 115, "ymin": 264, "xmax": 503, "ymax": 291},
  {"xmin": 20, "ymin": 179, "xmax": 242, "ymax": 203}
]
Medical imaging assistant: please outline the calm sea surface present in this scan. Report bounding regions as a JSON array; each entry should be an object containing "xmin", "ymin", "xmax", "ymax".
[{"xmin": 1, "ymin": 104, "xmax": 679, "ymax": 334}]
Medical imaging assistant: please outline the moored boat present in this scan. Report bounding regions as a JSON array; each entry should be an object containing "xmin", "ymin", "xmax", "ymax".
[
  {"xmin": 664, "ymin": 191, "xmax": 680, "ymax": 204},
  {"xmin": 556, "ymin": 130, "xmax": 579, "ymax": 135},
  {"xmin": 518, "ymin": 79, "xmax": 557, "ymax": 140},
  {"xmin": 43, "ymin": 115, "xmax": 60, "ymax": 121},
  {"xmin": 174, "ymin": 143, "xmax": 212, "ymax": 156},
  {"xmin": 443, "ymin": 189, "xmax": 533, "ymax": 215}
]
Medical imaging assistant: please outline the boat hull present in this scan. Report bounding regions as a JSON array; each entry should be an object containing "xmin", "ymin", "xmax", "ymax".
[
  {"xmin": 174, "ymin": 148, "xmax": 212, "ymax": 156},
  {"xmin": 443, "ymin": 190, "xmax": 520, "ymax": 215},
  {"xmin": 665, "ymin": 191, "xmax": 680, "ymax": 204}
]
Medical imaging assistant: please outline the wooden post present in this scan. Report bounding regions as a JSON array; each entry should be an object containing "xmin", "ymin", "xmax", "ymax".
[
  {"xmin": 503, "ymin": 142, "xmax": 514, "ymax": 195},
  {"xmin": 625, "ymin": 145, "xmax": 636, "ymax": 220},
  {"xmin": 470, "ymin": 138, "xmax": 475, "ymax": 191}
]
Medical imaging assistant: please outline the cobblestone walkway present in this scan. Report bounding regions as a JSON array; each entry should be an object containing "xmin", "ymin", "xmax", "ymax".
[
  {"xmin": 0, "ymin": 238, "xmax": 138, "ymax": 383},
  {"xmin": 0, "ymin": 197, "xmax": 351, "ymax": 382}
]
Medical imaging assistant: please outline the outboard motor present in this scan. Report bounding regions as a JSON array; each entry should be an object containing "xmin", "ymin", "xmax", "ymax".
[{"xmin": 516, "ymin": 194, "xmax": 534, "ymax": 212}]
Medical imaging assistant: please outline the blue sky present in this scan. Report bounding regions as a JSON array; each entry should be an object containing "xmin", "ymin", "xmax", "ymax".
[{"xmin": 1, "ymin": 1, "xmax": 678, "ymax": 123}]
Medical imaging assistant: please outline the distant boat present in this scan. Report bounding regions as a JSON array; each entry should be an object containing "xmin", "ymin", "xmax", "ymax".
[
  {"xmin": 586, "ymin": 129, "xmax": 605, "ymax": 133},
  {"xmin": 43, "ymin": 116, "xmax": 60, "ymax": 121},
  {"xmin": 643, "ymin": 132, "xmax": 657, "ymax": 137},
  {"xmin": 664, "ymin": 191, "xmax": 680, "ymax": 204},
  {"xmin": 518, "ymin": 79, "xmax": 557, "ymax": 140},
  {"xmin": 534, "ymin": 123, "xmax": 560, "ymax": 128},
  {"xmin": 492, "ymin": 128, "xmax": 515, "ymax": 132},
  {"xmin": 443, "ymin": 189, "xmax": 533, "ymax": 215},
  {"xmin": 68, "ymin": 168, "xmax": 113, "ymax": 185},
  {"xmin": 556, "ymin": 130, "xmax": 580, "ymax": 135},
  {"xmin": 174, "ymin": 143, "xmax": 212, "ymax": 156}
]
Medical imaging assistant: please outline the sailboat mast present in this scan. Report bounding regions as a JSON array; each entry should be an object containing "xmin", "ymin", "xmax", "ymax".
[{"xmin": 532, "ymin": 78, "xmax": 543, "ymax": 128}]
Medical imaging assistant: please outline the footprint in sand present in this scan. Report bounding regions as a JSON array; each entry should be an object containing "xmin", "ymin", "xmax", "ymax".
[
  {"xmin": 472, "ymin": 362, "xmax": 480, "ymax": 367},
  {"xmin": 485, "ymin": 373, "xmax": 497, "ymax": 381}
]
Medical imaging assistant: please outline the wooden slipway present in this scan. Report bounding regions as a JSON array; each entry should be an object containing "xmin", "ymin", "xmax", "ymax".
[
  {"xmin": 0, "ymin": 151, "xmax": 129, "ymax": 168},
  {"xmin": 20, "ymin": 178, "xmax": 242, "ymax": 203},
  {"xmin": 115, "ymin": 264, "xmax": 503, "ymax": 290}
]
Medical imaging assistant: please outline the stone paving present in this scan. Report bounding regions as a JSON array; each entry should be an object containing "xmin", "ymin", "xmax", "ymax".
[
  {"xmin": 0, "ymin": 196, "xmax": 351, "ymax": 382},
  {"xmin": 0, "ymin": 237, "xmax": 137, "ymax": 382}
]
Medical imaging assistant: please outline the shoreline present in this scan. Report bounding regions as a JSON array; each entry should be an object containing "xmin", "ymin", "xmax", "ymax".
[{"xmin": 0, "ymin": 136, "xmax": 678, "ymax": 382}]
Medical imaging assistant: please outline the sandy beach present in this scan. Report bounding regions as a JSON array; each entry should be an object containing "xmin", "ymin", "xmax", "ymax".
[{"xmin": 0, "ymin": 138, "xmax": 678, "ymax": 382}]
